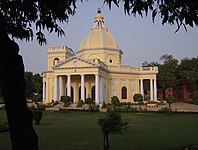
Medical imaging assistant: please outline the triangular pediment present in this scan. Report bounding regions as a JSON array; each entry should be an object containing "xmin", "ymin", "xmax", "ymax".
[{"xmin": 52, "ymin": 56, "xmax": 99, "ymax": 70}]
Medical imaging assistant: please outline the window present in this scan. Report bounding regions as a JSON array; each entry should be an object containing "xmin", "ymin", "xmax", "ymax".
[
  {"xmin": 53, "ymin": 58, "xmax": 59, "ymax": 65},
  {"xmin": 121, "ymin": 87, "xmax": 127, "ymax": 99}
]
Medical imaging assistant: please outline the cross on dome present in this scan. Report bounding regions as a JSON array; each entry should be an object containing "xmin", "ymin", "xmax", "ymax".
[{"xmin": 92, "ymin": 8, "xmax": 107, "ymax": 31}]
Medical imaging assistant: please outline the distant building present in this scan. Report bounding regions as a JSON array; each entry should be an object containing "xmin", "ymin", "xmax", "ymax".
[{"xmin": 42, "ymin": 9, "xmax": 158, "ymax": 104}]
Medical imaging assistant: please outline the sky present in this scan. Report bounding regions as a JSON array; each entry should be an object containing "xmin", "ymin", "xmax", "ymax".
[{"xmin": 17, "ymin": 1, "xmax": 198, "ymax": 74}]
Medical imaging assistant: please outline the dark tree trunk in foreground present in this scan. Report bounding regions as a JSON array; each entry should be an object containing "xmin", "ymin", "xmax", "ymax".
[
  {"xmin": 0, "ymin": 32, "xmax": 38, "ymax": 150},
  {"xmin": 103, "ymin": 133, "xmax": 109, "ymax": 150}
]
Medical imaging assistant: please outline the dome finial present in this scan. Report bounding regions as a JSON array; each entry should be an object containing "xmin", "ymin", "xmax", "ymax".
[{"xmin": 97, "ymin": 8, "xmax": 101, "ymax": 14}]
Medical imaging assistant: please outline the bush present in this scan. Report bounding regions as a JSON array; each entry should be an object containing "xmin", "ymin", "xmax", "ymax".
[
  {"xmin": 101, "ymin": 101, "xmax": 107, "ymax": 109},
  {"xmin": 189, "ymin": 92, "xmax": 198, "ymax": 105},
  {"xmin": 60, "ymin": 96, "xmax": 72, "ymax": 107},
  {"xmin": 85, "ymin": 97, "xmax": 95, "ymax": 105},
  {"xmin": 32, "ymin": 110, "xmax": 43, "ymax": 125},
  {"xmin": 158, "ymin": 107, "xmax": 171, "ymax": 114},
  {"xmin": 89, "ymin": 105, "xmax": 99, "ymax": 112},
  {"xmin": 77, "ymin": 99, "xmax": 85, "ymax": 107}
]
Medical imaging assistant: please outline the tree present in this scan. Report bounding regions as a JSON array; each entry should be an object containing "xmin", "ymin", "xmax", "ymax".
[
  {"xmin": 104, "ymin": 0, "xmax": 198, "ymax": 32},
  {"xmin": 24, "ymin": 72, "xmax": 34, "ymax": 97},
  {"xmin": 157, "ymin": 54, "xmax": 178, "ymax": 99},
  {"xmin": 133, "ymin": 93, "xmax": 143, "ymax": 113},
  {"xmin": 1, "ymin": 1, "xmax": 197, "ymax": 149},
  {"xmin": 166, "ymin": 95, "xmax": 177, "ymax": 111},
  {"xmin": 25, "ymin": 72, "xmax": 42, "ymax": 97},
  {"xmin": 97, "ymin": 111, "xmax": 129, "ymax": 150},
  {"xmin": 178, "ymin": 57, "xmax": 198, "ymax": 86},
  {"xmin": 0, "ymin": 1, "xmax": 77, "ymax": 149}
]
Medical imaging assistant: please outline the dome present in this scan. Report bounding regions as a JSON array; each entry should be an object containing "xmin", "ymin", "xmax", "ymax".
[{"xmin": 78, "ymin": 9, "xmax": 119, "ymax": 52}]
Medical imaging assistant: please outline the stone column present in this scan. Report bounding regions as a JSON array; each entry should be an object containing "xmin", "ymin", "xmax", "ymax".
[
  {"xmin": 67, "ymin": 75, "xmax": 71, "ymax": 97},
  {"xmin": 150, "ymin": 79, "xmax": 154, "ymax": 100},
  {"xmin": 87, "ymin": 81, "xmax": 91, "ymax": 98},
  {"xmin": 95, "ymin": 74, "xmax": 100, "ymax": 104},
  {"xmin": 59, "ymin": 76, "xmax": 65, "ymax": 97},
  {"xmin": 73, "ymin": 82, "xmax": 78, "ymax": 103},
  {"xmin": 81, "ymin": 74, "xmax": 85, "ymax": 101},
  {"xmin": 42, "ymin": 81, "xmax": 46, "ymax": 101},
  {"xmin": 54, "ymin": 75, "xmax": 59, "ymax": 101},
  {"xmin": 154, "ymin": 78, "xmax": 157, "ymax": 100},
  {"xmin": 140, "ymin": 79, "xmax": 144, "ymax": 97},
  {"xmin": 100, "ymin": 76, "xmax": 103, "ymax": 104}
]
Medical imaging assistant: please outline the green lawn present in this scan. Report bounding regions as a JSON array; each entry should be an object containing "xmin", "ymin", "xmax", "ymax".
[{"xmin": 0, "ymin": 110, "xmax": 198, "ymax": 150}]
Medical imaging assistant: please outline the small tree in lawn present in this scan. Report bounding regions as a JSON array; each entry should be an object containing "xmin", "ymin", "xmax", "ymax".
[
  {"xmin": 111, "ymin": 96, "xmax": 120, "ymax": 111},
  {"xmin": 166, "ymin": 95, "xmax": 177, "ymax": 111},
  {"xmin": 60, "ymin": 96, "xmax": 71, "ymax": 109},
  {"xmin": 32, "ymin": 94, "xmax": 42, "ymax": 125},
  {"xmin": 97, "ymin": 111, "xmax": 129, "ymax": 150},
  {"xmin": 133, "ymin": 93, "xmax": 143, "ymax": 113}
]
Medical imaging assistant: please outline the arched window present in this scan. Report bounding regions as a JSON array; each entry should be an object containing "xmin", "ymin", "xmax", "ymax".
[
  {"xmin": 53, "ymin": 58, "xmax": 59, "ymax": 65},
  {"xmin": 121, "ymin": 87, "xmax": 127, "ymax": 99}
]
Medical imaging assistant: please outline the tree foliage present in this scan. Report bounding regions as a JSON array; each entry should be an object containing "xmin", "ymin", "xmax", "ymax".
[
  {"xmin": 24, "ymin": 72, "xmax": 42, "ymax": 97},
  {"xmin": 178, "ymin": 57, "xmax": 198, "ymax": 85},
  {"xmin": 0, "ymin": 0, "xmax": 79, "ymax": 45},
  {"xmin": 104, "ymin": 0, "xmax": 198, "ymax": 32},
  {"xmin": 97, "ymin": 111, "xmax": 129, "ymax": 150},
  {"xmin": 157, "ymin": 54, "xmax": 178, "ymax": 99}
]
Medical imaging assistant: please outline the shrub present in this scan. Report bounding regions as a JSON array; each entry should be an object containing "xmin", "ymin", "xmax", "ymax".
[
  {"xmin": 60, "ymin": 96, "xmax": 71, "ymax": 108},
  {"xmin": 158, "ymin": 107, "xmax": 171, "ymax": 114},
  {"xmin": 32, "ymin": 110, "xmax": 43, "ymax": 125},
  {"xmin": 89, "ymin": 105, "xmax": 100, "ymax": 112},
  {"xmin": 77, "ymin": 99, "xmax": 85, "ymax": 107},
  {"xmin": 189, "ymin": 92, "xmax": 198, "ymax": 105},
  {"xmin": 133, "ymin": 93, "xmax": 143, "ymax": 113},
  {"xmin": 166, "ymin": 95, "xmax": 177, "ymax": 110},
  {"xmin": 101, "ymin": 101, "xmax": 107, "ymax": 109},
  {"xmin": 85, "ymin": 97, "xmax": 95, "ymax": 105}
]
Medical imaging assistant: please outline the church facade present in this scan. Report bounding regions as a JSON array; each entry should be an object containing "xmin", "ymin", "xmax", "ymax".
[{"xmin": 42, "ymin": 9, "xmax": 158, "ymax": 104}]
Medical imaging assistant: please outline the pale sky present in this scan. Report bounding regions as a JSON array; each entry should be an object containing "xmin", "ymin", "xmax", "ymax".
[{"xmin": 17, "ymin": 1, "xmax": 198, "ymax": 74}]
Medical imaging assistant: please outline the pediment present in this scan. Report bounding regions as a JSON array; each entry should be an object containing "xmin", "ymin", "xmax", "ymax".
[{"xmin": 52, "ymin": 56, "xmax": 99, "ymax": 70}]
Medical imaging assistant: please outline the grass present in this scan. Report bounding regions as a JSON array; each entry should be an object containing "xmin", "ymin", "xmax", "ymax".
[{"xmin": 0, "ymin": 110, "xmax": 198, "ymax": 150}]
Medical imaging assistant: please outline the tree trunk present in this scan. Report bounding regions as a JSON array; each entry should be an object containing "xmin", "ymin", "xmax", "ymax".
[
  {"xmin": 103, "ymin": 132, "xmax": 110, "ymax": 150},
  {"xmin": 0, "ymin": 33, "xmax": 38, "ymax": 150},
  {"xmin": 105, "ymin": 133, "xmax": 109, "ymax": 150}
]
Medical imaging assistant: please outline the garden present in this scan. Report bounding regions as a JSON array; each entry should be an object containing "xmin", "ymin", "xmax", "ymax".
[{"xmin": 0, "ymin": 109, "xmax": 198, "ymax": 150}]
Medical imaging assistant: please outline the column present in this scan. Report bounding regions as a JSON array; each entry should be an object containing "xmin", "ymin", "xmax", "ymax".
[
  {"xmin": 81, "ymin": 74, "xmax": 85, "ymax": 101},
  {"xmin": 150, "ymin": 79, "xmax": 154, "ymax": 100},
  {"xmin": 60, "ymin": 76, "xmax": 65, "ymax": 97},
  {"xmin": 67, "ymin": 75, "xmax": 71, "ymax": 97},
  {"xmin": 100, "ymin": 76, "xmax": 103, "ymax": 104},
  {"xmin": 42, "ymin": 81, "xmax": 46, "ymax": 101},
  {"xmin": 73, "ymin": 82, "xmax": 78, "ymax": 103},
  {"xmin": 54, "ymin": 75, "xmax": 59, "ymax": 101},
  {"xmin": 95, "ymin": 74, "xmax": 100, "ymax": 104},
  {"xmin": 87, "ymin": 82, "xmax": 91, "ymax": 98},
  {"xmin": 140, "ymin": 79, "xmax": 144, "ymax": 96},
  {"xmin": 154, "ymin": 78, "xmax": 157, "ymax": 100}
]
